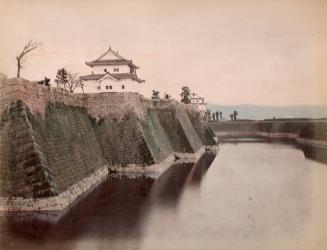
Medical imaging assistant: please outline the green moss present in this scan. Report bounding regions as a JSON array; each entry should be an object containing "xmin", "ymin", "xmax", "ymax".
[
  {"xmin": 139, "ymin": 108, "xmax": 173, "ymax": 162},
  {"xmin": 25, "ymin": 102, "xmax": 104, "ymax": 195}
]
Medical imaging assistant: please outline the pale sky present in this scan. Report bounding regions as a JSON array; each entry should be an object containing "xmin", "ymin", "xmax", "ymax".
[{"xmin": 0, "ymin": 0, "xmax": 326, "ymax": 105}]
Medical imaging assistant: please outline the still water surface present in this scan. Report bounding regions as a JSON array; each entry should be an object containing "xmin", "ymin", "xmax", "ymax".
[{"xmin": 1, "ymin": 142, "xmax": 327, "ymax": 250}]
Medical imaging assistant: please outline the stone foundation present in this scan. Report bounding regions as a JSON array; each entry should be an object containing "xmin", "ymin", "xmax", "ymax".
[{"xmin": 0, "ymin": 78, "xmax": 216, "ymax": 212}]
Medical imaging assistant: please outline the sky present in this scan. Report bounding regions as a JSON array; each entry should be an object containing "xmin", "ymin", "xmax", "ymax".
[{"xmin": 0, "ymin": 0, "xmax": 326, "ymax": 105}]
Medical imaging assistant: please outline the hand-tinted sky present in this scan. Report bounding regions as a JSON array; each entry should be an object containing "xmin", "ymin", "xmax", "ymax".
[{"xmin": 0, "ymin": 0, "xmax": 326, "ymax": 105}]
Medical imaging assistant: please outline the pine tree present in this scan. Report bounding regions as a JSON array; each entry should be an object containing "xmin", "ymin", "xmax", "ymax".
[
  {"xmin": 54, "ymin": 68, "xmax": 68, "ymax": 89},
  {"xmin": 180, "ymin": 86, "xmax": 191, "ymax": 104},
  {"xmin": 233, "ymin": 110, "xmax": 238, "ymax": 120},
  {"xmin": 215, "ymin": 111, "xmax": 219, "ymax": 121}
]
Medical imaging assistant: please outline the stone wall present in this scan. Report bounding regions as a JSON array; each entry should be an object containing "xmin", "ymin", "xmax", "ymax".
[
  {"xmin": 0, "ymin": 100, "xmax": 104, "ymax": 199},
  {"xmin": 154, "ymin": 102, "xmax": 203, "ymax": 153},
  {"xmin": 186, "ymin": 106, "xmax": 216, "ymax": 145},
  {"xmin": 210, "ymin": 120, "xmax": 327, "ymax": 163},
  {"xmin": 0, "ymin": 78, "xmax": 214, "ymax": 210},
  {"xmin": 138, "ymin": 107, "xmax": 173, "ymax": 163},
  {"xmin": 210, "ymin": 120, "xmax": 327, "ymax": 141},
  {"xmin": 93, "ymin": 111, "xmax": 155, "ymax": 166},
  {"xmin": 0, "ymin": 78, "xmax": 85, "ymax": 116},
  {"xmin": 82, "ymin": 93, "xmax": 204, "ymax": 164}
]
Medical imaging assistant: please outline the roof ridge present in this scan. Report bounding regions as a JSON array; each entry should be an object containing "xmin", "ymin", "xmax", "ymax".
[
  {"xmin": 97, "ymin": 71, "xmax": 119, "ymax": 81},
  {"xmin": 191, "ymin": 92, "xmax": 203, "ymax": 98},
  {"xmin": 93, "ymin": 46, "xmax": 128, "ymax": 62}
]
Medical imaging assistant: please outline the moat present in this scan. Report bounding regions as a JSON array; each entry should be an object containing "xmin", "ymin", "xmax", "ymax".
[{"xmin": 1, "ymin": 142, "xmax": 327, "ymax": 250}]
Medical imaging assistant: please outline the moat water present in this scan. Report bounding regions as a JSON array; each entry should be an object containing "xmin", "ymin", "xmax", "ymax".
[{"xmin": 1, "ymin": 141, "xmax": 327, "ymax": 250}]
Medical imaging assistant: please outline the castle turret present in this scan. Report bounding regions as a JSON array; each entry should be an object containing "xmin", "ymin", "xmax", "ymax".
[
  {"xmin": 190, "ymin": 92, "xmax": 206, "ymax": 112},
  {"xmin": 77, "ymin": 47, "xmax": 145, "ymax": 93}
]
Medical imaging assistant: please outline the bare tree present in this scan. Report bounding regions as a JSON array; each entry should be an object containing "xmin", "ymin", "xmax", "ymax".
[
  {"xmin": 77, "ymin": 79, "xmax": 85, "ymax": 94},
  {"xmin": 66, "ymin": 72, "xmax": 83, "ymax": 93},
  {"xmin": 16, "ymin": 40, "xmax": 40, "ymax": 78}
]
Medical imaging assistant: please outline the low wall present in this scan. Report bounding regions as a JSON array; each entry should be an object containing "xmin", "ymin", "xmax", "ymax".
[
  {"xmin": 0, "ymin": 78, "xmax": 215, "ymax": 212},
  {"xmin": 210, "ymin": 120, "xmax": 327, "ymax": 141},
  {"xmin": 210, "ymin": 120, "xmax": 327, "ymax": 162}
]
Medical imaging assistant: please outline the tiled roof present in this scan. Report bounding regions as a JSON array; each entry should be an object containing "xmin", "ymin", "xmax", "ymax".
[
  {"xmin": 112, "ymin": 73, "xmax": 144, "ymax": 82},
  {"xmin": 80, "ymin": 74, "xmax": 104, "ymax": 81},
  {"xmin": 85, "ymin": 59, "xmax": 139, "ymax": 68},
  {"xmin": 85, "ymin": 47, "xmax": 139, "ymax": 68},
  {"xmin": 191, "ymin": 93, "xmax": 204, "ymax": 99},
  {"xmin": 95, "ymin": 46, "xmax": 127, "ymax": 61},
  {"xmin": 80, "ymin": 72, "xmax": 145, "ymax": 83}
]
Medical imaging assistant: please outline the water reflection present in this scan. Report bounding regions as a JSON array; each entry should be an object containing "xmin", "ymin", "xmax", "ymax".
[
  {"xmin": 187, "ymin": 150, "xmax": 216, "ymax": 185},
  {"xmin": 221, "ymin": 138, "xmax": 327, "ymax": 164},
  {"xmin": 0, "ymin": 152, "xmax": 215, "ymax": 250},
  {"xmin": 2, "ymin": 143, "xmax": 325, "ymax": 250}
]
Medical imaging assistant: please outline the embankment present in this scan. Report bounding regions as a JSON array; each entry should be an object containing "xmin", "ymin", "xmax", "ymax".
[
  {"xmin": 0, "ymin": 78, "xmax": 215, "ymax": 212},
  {"xmin": 210, "ymin": 120, "xmax": 327, "ymax": 162}
]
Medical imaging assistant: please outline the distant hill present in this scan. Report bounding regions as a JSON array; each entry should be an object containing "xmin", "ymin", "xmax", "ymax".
[{"xmin": 207, "ymin": 104, "xmax": 327, "ymax": 120}]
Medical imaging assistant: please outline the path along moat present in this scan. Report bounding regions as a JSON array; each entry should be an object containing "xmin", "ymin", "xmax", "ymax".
[{"xmin": 1, "ymin": 141, "xmax": 327, "ymax": 250}]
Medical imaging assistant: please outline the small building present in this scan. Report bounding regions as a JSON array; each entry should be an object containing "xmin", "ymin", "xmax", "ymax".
[
  {"xmin": 190, "ymin": 92, "xmax": 206, "ymax": 112},
  {"xmin": 78, "ymin": 47, "xmax": 145, "ymax": 93}
]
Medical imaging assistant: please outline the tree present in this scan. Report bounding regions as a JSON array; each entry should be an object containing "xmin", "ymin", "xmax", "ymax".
[
  {"xmin": 16, "ymin": 40, "xmax": 40, "ymax": 78},
  {"xmin": 151, "ymin": 90, "xmax": 160, "ymax": 99},
  {"xmin": 233, "ymin": 110, "xmax": 238, "ymax": 120},
  {"xmin": 230, "ymin": 114, "xmax": 234, "ymax": 120},
  {"xmin": 35, "ymin": 77, "xmax": 50, "ymax": 86},
  {"xmin": 55, "ymin": 68, "xmax": 82, "ymax": 93},
  {"xmin": 66, "ymin": 72, "xmax": 82, "ymax": 93},
  {"xmin": 164, "ymin": 93, "xmax": 171, "ymax": 99},
  {"xmin": 180, "ymin": 86, "xmax": 191, "ymax": 104},
  {"xmin": 55, "ymin": 68, "xmax": 68, "ymax": 89},
  {"xmin": 215, "ymin": 111, "xmax": 219, "ymax": 121},
  {"xmin": 219, "ymin": 111, "xmax": 223, "ymax": 119},
  {"xmin": 77, "ymin": 80, "xmax": 85, "ymax": 94}
]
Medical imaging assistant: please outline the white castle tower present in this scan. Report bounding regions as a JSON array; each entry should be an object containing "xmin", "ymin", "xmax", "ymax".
[
  {"xmin": 190, "ymin": 92, "xmax": 206, "ymax": 111},
  {"xmin": 77, "ymin": 47, "xmax": 145, "ymax": 93}
]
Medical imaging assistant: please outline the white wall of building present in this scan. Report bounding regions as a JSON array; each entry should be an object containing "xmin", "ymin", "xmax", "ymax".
[
  {"xmin": 189, "ymin": 97, "xmax": 206, "ymax": 111},
  {"xmin": 191, "ymin": 99, "xmax": 204, "ymax": 104},
  {"xmin": 74, "ymin": 78, "xmax": 140, "ymax": 94},
  {"xmin": 91, "ymin": 65, "xmax": 132, "ymax": 75}
]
